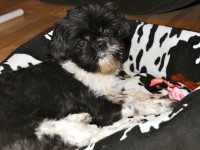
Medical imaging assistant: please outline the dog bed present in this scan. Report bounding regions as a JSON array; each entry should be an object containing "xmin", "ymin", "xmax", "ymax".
[{"xmin": 1, "ymin": 20, "xmax": 200, "ymax": 150}]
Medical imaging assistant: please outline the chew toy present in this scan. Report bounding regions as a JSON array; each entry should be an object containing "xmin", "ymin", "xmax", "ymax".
[{"xmin": 150, "ymin": 78, "xmax": 184, "ymax": 101}]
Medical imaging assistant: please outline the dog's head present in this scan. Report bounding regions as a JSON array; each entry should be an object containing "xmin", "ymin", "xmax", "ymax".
[{"xmin": 49, "ymin": 2, "xmax": 130, "ymax": 74}]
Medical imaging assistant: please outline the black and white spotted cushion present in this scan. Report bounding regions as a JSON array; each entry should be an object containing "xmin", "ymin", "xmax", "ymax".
[
  {"xmin": 124, "ymin": 21, "xmax": 200, "ymax": 81},
  {"xmin": 0, "ymin": 20, "xmax": 200, "ymax": 150}
]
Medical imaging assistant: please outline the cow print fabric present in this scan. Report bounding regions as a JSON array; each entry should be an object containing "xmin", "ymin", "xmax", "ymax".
[
  {"xmin": 123, "ymin": 21, "xmax": 200, "ymax": 82},
  {"xmin": 0, "ymin": 20, "xmax": 200, "ymax": 150}
]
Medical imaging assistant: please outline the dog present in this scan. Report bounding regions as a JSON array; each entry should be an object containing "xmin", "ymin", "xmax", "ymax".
[{"xmin": 0, "ymin": 2, "xmax": 173, "ymax": 150}]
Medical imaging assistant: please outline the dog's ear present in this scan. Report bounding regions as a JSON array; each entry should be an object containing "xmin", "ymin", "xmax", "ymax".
[
  {"xmin": 104, "ymin": 2, "xmax": 124, "ymax": 18},
  {"xmin": 48, "ymin": 20, "xmax": 70, "ymax": 60},
  {"xmin": 104, "ymin": 2, "xmax": 118, "ymax": 11},
  {"xmin": 104, "ymin": 2, "xmax": 130, "ymax": 38},
  {"xmin": 118, "ymin": 22, "xmax": 130, "ymax": 39}
]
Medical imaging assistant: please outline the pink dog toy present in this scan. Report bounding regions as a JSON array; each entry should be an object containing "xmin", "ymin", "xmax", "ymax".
[{"xmin": 150, "ymin": 78, "xmax": 184, "ymax": 101}]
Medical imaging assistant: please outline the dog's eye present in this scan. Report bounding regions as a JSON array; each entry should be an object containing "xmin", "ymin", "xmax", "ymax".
[
  {"xmin": 104, "ymin": 28, "xmax": 114, "ymax": 36},
  {"xmin": 77, "ymin": 39, "xmax": 86, "ymax": 48}
]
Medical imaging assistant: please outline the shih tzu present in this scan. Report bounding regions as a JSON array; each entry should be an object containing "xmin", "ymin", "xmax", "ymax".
[{"xmin": 0, "ymin": 2, "xmax": 173, "ymax": 150}]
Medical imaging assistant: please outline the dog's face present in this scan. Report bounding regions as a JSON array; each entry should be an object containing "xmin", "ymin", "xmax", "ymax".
[{"xmin": 50, "ymin": 2, "xmax": 130, "ymax": 74}]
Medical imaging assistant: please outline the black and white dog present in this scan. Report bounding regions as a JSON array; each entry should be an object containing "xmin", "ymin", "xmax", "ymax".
[{"xmin": 0, "ymin": 2, "xmax": 173, "ymax": 149}]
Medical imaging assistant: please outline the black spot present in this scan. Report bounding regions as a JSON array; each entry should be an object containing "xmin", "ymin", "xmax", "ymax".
[
  {"xmin": 129, "ymin": 55, "xmax": 133, "ymax": 61},
  {"xmin": 130, "ymin": 63, "xmax": 134, "ymax": 72},
  {"xmin": 160, "ymin": 33, "xmax": 168, "ymax": 47},
  {"xmin": 138, "ymin": 74, "xmax": 166, "ymax": 94},
  {"xmin": 169, "ymin": 28, "xmax": 182, "ymax": 38},
  {"xmin": 155, "ymin": 114, "xmax": 161, "ymax": 117},
  {"xmin": 138, "ymin": 82, "xmax": 143, "ymax": 86},
  {"xmin": 146, "ymin": 26, "xmax": 158, "ymax": 51},
  {"xmin": 159, "ymin": 53, "xmax": 166, "ymax": 71},
  {"xmin": 141, "ymin": 119, "xmax": 148, "ymax": 123},
  {"xmin": 140, "ymin": 66, "xmax": 147, "ymax": 73},
  {"xmin": 128, "ymin": 116, "xmax": 134, "ymax": 118},
  {"xmin": 155, "ymin": 57, "xmax": 160, "ymax": 65},
  {"xmin": 136, "ymin": 49, "xmax": 143, "ymax": 70},
  {"xmin": 117, "ymin": 70, "xmax": 127, "ymax": 78},
  {"xmin": 137, "ymin": 25, "xmax": 144, "ymax": 43}
]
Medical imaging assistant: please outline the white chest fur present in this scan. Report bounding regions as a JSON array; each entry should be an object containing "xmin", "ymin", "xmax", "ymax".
[{"xmin": 61, "ymin": 61, "xmax": 122, "ymax": 100}]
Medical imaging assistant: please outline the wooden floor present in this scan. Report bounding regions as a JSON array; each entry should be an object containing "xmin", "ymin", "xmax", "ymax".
[{"xmin": 0, "ymin": 0, "xmax": 200, "ymax": 62}]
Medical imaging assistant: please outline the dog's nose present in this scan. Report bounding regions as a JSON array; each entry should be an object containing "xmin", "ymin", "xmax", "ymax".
[{"xmin": 95, "ymin": 40, "xmax": 107, "ymax": 51}]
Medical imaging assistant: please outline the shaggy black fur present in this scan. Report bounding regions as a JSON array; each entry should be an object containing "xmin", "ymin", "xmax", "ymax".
[
  {"xmin": 49, "ymin": 2, "xmax": 130, "ymax": 69},
  {"xmin": 0, "ymin": 2, "xmax": 130, "ymax": 149},
  {"xmin": 0, "ymin": 61, "xmax": 121, "ymax": 149}
]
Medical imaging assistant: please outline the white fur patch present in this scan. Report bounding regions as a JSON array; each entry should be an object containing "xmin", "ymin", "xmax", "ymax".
[
  {"xmin": 36, "ymin": 113, "xmax": 143, "ymax": 147},
  {"xmin": 61, "ymin": 60, "xmax": 122, "ymax": 101},
  {"xmin": 36, "ymin": 113, "xmax": 100, "ymax": 147}
]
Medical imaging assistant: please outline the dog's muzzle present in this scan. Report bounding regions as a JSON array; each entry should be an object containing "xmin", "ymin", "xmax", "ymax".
[{"xmin": 95, "ymin": 40, "xmax": 107, "ymax": 52}]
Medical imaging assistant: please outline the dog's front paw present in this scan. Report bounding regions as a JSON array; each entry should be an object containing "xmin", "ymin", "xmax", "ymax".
[
  {"xmin": 66, "ymin": 113, "xmax": 92, "ymax": 123},
  {"xmin": 121, "ymin": 98, "xmax": 174, "ymax": 118},
  {"xmin": 134, "ymin": 98, "xmax": 174, "ymax": 116},
  {"xmin": 121, "ymin": 103, "xmax": 136, "ymax": 118}
]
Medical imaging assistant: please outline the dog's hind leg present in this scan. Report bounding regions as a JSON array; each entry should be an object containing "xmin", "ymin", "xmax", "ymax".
[{"xmin": 0, "ymin": 125, "xmax": 77, "ymax": 150}]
